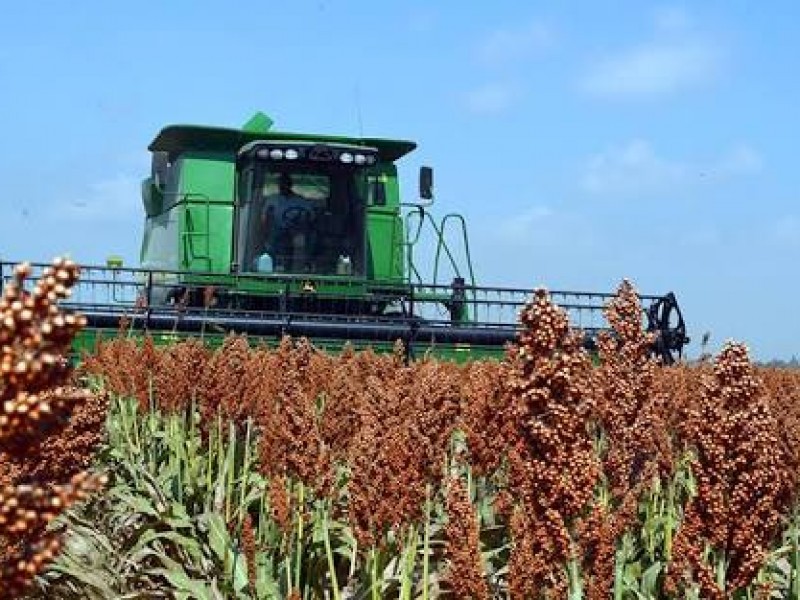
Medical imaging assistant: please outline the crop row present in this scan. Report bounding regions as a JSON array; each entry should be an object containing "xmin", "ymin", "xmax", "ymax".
[{"xmin": 3, "ymin": 260, "xmax": 800, "ymax": 598}]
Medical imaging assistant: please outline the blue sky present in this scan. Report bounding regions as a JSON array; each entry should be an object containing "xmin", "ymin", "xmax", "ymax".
[{"xmin": 0, "ymin": 1, "xmax": 797, "ymax": 360}]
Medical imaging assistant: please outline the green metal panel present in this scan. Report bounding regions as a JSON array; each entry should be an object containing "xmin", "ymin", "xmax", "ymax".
[
  {"xmin": 367, "ymin": 208, "xmax": 404, "ymax": 281},
  {"xmin": 72, "ymin": 328, "xmax": 505, "ymax": 364},
  {"xmin": 364, "ymin": 163, "xmax": 405, "ymax": 282},
  {"xmin": 177, "ymin": 152, "xmax": 235, "ymax": 273}
]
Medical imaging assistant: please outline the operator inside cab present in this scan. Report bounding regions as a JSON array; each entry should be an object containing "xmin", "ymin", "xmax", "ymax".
[
  {"xmin": 235, "ymin": 140, "xmax": 376, "ymax": 277},
  {"xmin": 260, "ymin": 172, "xmax": 316, "ymax": 272}
]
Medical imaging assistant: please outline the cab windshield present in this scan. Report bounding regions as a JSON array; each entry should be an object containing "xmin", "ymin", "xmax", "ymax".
[{"xmin": 236, "ymin": 164, "xmax": 367, "ymax": 276}]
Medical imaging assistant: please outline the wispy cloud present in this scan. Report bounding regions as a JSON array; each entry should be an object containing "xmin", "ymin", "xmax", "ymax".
[
  {"xmin": 582, "ymin": 139, "xmax": 686, "ymax": 195},
  {"xmin": 498, "ymin": 206, "xmax": 554, "ymax": 241},
  {"xmin": 463, "ymin": 82, "xmax": 520, "ymax": 114},
  {"xmin": 475, "ymin": 20, "xmax": 554, "ymax": 68},
  {"xmin": 581, "ymin": 140, "xmax": 762, "ymax": 196},
  {"xmin": 579, "ymin": 8, "xmax": 724, "ymax": 100},
  {"xmin": 716, "ymin": 143, "xmax": 763, "ymax": 175},
  {"xmin": 581, "ymin": 40, "xmax": 722, "ymax": 99},
  {"xmin": 462, "ymin": 19, "xmax": 554, "ymax": 115}
]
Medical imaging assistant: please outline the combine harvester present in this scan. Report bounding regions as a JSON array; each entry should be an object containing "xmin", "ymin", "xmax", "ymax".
[{"xmin": 0, "ymin": 113, "xmax": 689, "ymax": 362}]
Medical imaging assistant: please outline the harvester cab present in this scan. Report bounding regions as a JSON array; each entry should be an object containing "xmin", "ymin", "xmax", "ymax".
[
  {"xmin": 138, "ymin": 112, "xmax": 433, "ymax": 312},
  {"xmin": 234, "ymin": 140, "xmax": 377, "ymax": 278},
  {"xmin": 0, "ymin": 112, "xmax": 690, "ymax": 362}
]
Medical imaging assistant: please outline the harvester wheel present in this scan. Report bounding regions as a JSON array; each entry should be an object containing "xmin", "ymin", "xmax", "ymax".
[{"xmin": 646, "ymin": 293, "xmax": 689, "ymax": 364}]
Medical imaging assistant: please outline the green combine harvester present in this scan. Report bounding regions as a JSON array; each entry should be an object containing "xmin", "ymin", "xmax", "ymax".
[{"xmin": 1, "ymin": 112, "xmax": 689, "ymax": 362}]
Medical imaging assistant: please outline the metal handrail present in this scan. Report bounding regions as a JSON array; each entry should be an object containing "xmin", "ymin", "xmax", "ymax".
[{"xmin": 181, "ymin": 193, "xmax": 215, "ymax": 271}]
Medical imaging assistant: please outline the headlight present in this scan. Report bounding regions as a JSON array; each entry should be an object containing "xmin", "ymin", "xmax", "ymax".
[
  {"xmin": 269, "ymin": 149, "xmax": 284, "ymax": 160},
  {"xmin": 284, "ymin": 148, "xmax": 299, "ymax": 160},
  {"xmin": 339, "ymin": 152, "xmax": 354, "ymax": 164}
]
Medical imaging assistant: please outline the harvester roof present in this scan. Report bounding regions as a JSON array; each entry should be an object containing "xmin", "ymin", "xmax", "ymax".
[{"xmin": 148, "ymin": 112, "xmax": 417, "ymax": 163}]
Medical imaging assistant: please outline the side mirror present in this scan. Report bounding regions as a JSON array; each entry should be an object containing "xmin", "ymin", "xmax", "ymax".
[
  {"xmin": 151, "ymin": 151, "xmax": 170, "ymax": 190},
  {"xmin": 141, "ymin": 177, "xmax": 164, "ymax": 217},
  {"xmin": 419, "ymin": 166, "xmax": 434, "ymax": 200}
]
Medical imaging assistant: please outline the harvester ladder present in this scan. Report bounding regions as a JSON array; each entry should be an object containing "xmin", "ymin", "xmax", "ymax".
[{"xmin": 181, "ymin": 193, "xmax": 213, "ymax": 271}]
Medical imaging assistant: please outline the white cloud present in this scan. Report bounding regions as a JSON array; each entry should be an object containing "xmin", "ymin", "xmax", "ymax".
[
  {"xmin": 716, "ymin": 143, "xmax": 763, "ymax": 175},
  {"xmin": 581, "ymin": 40, "xmax": 722, "ymax": 99},
  {"xmin": 55, "ymin": 175, "xmax": 142, "ymax": 221},
  {"xmin": 579, "ymin": 8, "xmax": 723, "ymax": 100},
  {"xmin": 463, "ymin": 20, "xmax": 553, "ymax": 116},
  {"xmin": 463, "ymin": 82, "xmax": 519, "ymax": 114},
  {"xmin": 476, "ymin": 21, "xmax": 554, "ymax": 67},
  {"xmin": 582, "ymin": 140, "xmax": 686, "ymax": 195},
  {"xmin": 498, "ymin": 206, "xmax": 554, "ymax": 241},
  {"xmin": 581, "ymin": 140, "xmax": 762, "ymax": 196}
]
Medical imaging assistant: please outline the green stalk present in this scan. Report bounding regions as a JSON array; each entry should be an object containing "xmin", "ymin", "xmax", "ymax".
[
  {"xmin": 400, "ymin": 525, "xmax": 418, "ymax": 600},
  {"xmin": 370, "ymin": 547, "xmax": 379, "ymax": 600},
  {"xmin": 118, "ymin": 399, "xmax": 140, "ymax": 486},
  {"xmin": 131, "ymin": 398, "xmax": 142, "ymax": 456},
  {"xmin": 238, "ymin": 418, "xmax": 253, "ymax": 529},
  {"xmin": 422, "ymin": 490, "xmax": 432, "ymax": 600},
  {"xmin": 285, "ymin": 550, "xmax": 293, "ymax": 599},
  {"xmin": 791, "ymin": 512, "xmax": 800, "ymax": 599},
  {"xmin": 171, "ymin": 417, "xmax": 184, "ymax": 505},
  {"xmin": 321, "ymin": 507, "xmax": 341, "ymax": 600},
  {"xmin": 613, "ymin": 548, "xmax": 625, "ymax": 600},
  {"xmin": 644, "ymin": 487, "xmax": 655, "ymax": 560},
  {"xmin": 295, "ymin": 482, "xmax": 305, "ymax": 593},
  {"xmin": 348, "ymin": 535, "xmax": 358, "ymax": 585},
  {"xmin": 613, "ymin": 533, "xmax": 633, "ymax": 600},
  {"xmin": 258, "ymin": 487, "xmax": 268, "ymax": 547},
  {"xmin": 206, "ymin": 414, "xmax": 219, "ymax": 510},
  {"xmin": 188, "ymin": 393, "xmax": 197, "ymax": 441},
  {"xmin": 225, "ymin": 420, "xmax": 237, "ymax": 523},
  {"xmin": 716, "ymin": 548, "xmax": 727, "ymax": 595},
  {"xmin": 567, "ymin": 556, "xmax": 583, "ymax": 600},
  {"xmin": 665, "ymin": 478, "xmax": 676, "ymax": 561}
]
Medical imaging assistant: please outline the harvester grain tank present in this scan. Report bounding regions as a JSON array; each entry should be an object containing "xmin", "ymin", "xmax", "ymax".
[{"xmin": 0, "ymin": 113, "xmax": 689, "ymax": 362}]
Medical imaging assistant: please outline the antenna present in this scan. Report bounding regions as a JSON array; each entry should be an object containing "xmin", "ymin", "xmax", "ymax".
[{"xmin": 354, "ymin": 83, "xmax": 364, "ymax": 138}]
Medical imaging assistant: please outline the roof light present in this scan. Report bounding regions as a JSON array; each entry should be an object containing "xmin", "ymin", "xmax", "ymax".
[
  {"xmin": 366, "ymin": 155, "xmax": 377, "ymax": 165},
  {"xmin": 354, "ymin": 154, "xmax": 367, "ymax": 165},
  {"xmin": 269, "ymin": 148, "xmax": 284, "ymax": 160},
  {"xmin": 256, "ymin": 148, "xmax": 270, "ymax": 159},
  {"xmin": 339, "ymin": 152, "xmax": 354, "ymax": 164},
  {"xmin": 284, "ymin": 148, "xmax": 299, "ymax": 160}
]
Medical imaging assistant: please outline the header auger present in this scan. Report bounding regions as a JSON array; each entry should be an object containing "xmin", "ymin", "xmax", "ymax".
[{"xmin": 0, "ymin": 112, "xmax": 689, "ymax": 362}]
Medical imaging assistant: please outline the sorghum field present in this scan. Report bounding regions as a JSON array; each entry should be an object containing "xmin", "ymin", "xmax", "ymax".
[{"xmin": 2, "ymin": 260, "xmax": 800, "ymax": 599}]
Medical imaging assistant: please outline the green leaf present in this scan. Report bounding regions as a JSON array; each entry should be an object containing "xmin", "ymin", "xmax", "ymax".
[
  {"xmin": 641, "ymin": 561, "xmax": 663, "ymax": 593},
  {"xmin": 150, "ymin": 567, "xmax": 213, "ymax": 599},
  {"xmin": 48, "ymin": 558, "xmax": 117, "ymax": 596},
  {"xmin": 202, "ymin": 512, "xmax": 250, "ymax": 592},
  {"xmin": 110, "ymin": 489, "xmax": 161, "ymax": 518},
  {"xmin": 255, "ymin": 552, "xmax": 282, "ymax": 600}
]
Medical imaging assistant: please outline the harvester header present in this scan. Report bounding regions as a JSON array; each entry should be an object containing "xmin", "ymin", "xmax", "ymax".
[{"xmin": 1, "ymin": 112, "xmax": 689, "ymax": 362}]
